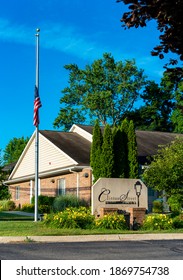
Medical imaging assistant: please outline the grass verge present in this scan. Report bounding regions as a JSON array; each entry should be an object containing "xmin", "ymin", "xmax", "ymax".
[
  {"xmin": 1, "ymin": 220, "xmax": 183, "ymax": 236},
  {"xmin": 0, "ymin": 211, "xmax": 183, "ymax": 236}
]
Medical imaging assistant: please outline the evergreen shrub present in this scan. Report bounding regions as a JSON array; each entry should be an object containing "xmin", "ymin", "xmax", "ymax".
[
  {"xmin": 31, "ymin": 195, "xmax": 55, "ymax": 213},
  {"xmin": 0, "ymin": 184, "xmax": 11, "ymax": 200},
  {"xmin": 53, "ymin": 194, "xmax": 88, "ymax": 212}
]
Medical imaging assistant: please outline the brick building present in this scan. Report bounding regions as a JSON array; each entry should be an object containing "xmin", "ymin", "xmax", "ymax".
[{"xmin": 4, "ymin": 124, "xmax": 183, "ymax": 209}]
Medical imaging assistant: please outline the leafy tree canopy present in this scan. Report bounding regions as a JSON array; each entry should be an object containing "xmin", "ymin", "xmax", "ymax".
[
  {"xmin": 53, "ymin": 53, "xmax": 146, "ymax": 130},
  {"xmin": 171, "ymin": 80, "xmax": 183, "ymax": 133},
  {"xmin": 3, "ymin": 136, "xmax": 29, "ymax": 165},
  {"xmin": 125, "ymin": 71, "xmax": 183, "ymax": 132},
  {"xmin": 142, "ymin": 138, "xmax": 183, "ymax": 197},
  {"xmin": 117, "ymin": 0, "xmax": 183, "ymax": 74},
  {"xmin": 0, "ymin": 149, "xmax": 6, "ymax": 184},
  {"xmin": 90, "ymin": 119, "xmax": 103, "ymax": 182}
]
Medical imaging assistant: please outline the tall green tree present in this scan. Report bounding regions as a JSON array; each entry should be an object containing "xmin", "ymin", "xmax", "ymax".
[
  {"xmin": 171, "ymin": 81, "xmax": 183, "ymax": 133},
  {"xmin": 100, "ymin": 124, "xmax": 114, "ymax": 178},
  {"xmin": 112, "ymin": 120, "xmax": 131, "ymax": 178},
  {"xmin": 113, "ymin": 126, "xmax": 127, "ymax": 178},
  {"xmin": 127, "ymin": 120, "xmax": 138, "ymax": 178},
  {"xmin": 53, "ymin": 53, "xmax": 146, "ymax": 130},
  {"xmin": 3, "ymin": 136, "xmax": 29, "ymax": 165},
  {"xmin": 143, "ymin": 138, "xmax": 183, "ymax": 198},
  {"xmin": 117, "ymin": 0, "xmax": 183, "ymax": 74},
  {"xmin": 0, "ymin": 149, "xmax": 11, "ymax": 200},
  {"xmin": 141, "ymin": 78, "xmax": 173, "ymax": 131},
  {"xmin": 90, "ymin": 120, "xmax": 103, "ymax": 182},
  {"xmin": 120, "ymin": 118, "xmax": 130, "ymax": 177},
  {"xmin": 0, "ymin": 149, "xmax": 5, "ymax": 183},
  {"xmin": 125, "ymin": 72, "xmax": 176, "ymax": 131},
  {"xmin": 90, "ymin": 119, "xmax": 138, "ymax": 180}
]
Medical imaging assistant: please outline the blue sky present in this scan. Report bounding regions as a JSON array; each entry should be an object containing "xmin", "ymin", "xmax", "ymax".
[{"xmin": 0, "ymin": 0, "xmax": 171, "ymax": 153}]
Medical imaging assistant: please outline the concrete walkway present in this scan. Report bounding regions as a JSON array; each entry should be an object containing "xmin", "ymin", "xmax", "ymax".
[
  {"xmin": 0, "ymin": 233, "xmax": 183, "ymax": 244},
  {"xmin": 2, "ymin": 211, "xmax": 41, "ymax": 217}
]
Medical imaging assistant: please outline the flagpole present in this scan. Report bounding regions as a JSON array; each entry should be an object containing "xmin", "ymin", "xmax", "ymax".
[{"xmin": 34, "ymin": 28, "xmax": 40, "ymax": 222}]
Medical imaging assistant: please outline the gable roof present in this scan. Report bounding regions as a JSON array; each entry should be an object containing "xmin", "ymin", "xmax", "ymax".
[
  {"xmin": 73, "ymin": 124, "xmax": 95, "ymax": 134},
  {"xmin": 42, "ymin": 127, "xmax": 182, "ymax": 165},
  {"xmin": 6, "ymin": 124, "xmax": 183, "ymax": 183},
  {"xmin": 39, "ymin": 130, "xmax": 91, "ymax": 166},
  {"xmin": 7, "ymin": 129, "xmax": 91, "ymax": 183}
]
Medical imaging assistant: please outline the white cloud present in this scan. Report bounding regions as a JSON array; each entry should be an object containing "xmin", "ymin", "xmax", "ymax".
[
  {"xmin": 40, "ymin": 22, "xmax": 106, "ymax": 61},
  {"xmin": 0, "ymin": 17, "xmax": 165, "ymax": 79},
  {"xmin": 0, "ymin": 18, "xmax": 32, "ymax": 45},
  {"xmin": 0, "ymin": 18, "xmax": 105, "ymax": 61}
]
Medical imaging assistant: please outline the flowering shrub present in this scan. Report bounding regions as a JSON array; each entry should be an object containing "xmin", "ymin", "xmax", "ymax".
[
  {"xmin": 43, "ymin": 207, "xmax": 95, "ymax": 229},
  {"xmin": 142, "ymin": 214, "xmax": 173, "ymax": 230},
  {"xmin": 43, "ymin": 213, "xmax": 54, "ymax": 225},
  {"xmin": 95, "ymin": 213, "xmax": 127, "ymax": 230}
]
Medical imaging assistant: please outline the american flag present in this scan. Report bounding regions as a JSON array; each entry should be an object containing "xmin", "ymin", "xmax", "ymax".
[{"xmin": 33, "ymin": 85, "xmax": 42, "ymax": 126}]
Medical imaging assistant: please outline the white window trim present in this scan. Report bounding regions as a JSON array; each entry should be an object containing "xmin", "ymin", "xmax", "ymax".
[
  {"xmin": 15, "ymin": 186, "xmax": 20, "ymax": 200},
  {"xmin": 58, "ymin": 178, "xmax": 66, "ymax": 196}
]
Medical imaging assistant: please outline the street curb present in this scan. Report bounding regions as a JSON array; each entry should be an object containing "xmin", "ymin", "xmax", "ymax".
[{"xmin": 0, "ymin": 233, "xmax": 183, "ymax": 243}]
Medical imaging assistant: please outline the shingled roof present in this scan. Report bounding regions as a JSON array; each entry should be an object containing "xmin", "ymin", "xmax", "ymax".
[
  {"xmin": 40, "ymin": 130, "xmax": 91, "ymax": 166},
  {"xmin": 75, "ymin": 124, "xmax": 183, "ymax": 164},
  {"xmin": 135, "ymin": 130, "xmax": 183, "ymax": 164},
  {"xmin": 5, "ymin": 125, "xmax": 182, "ymax": 186},
  {"xmin": 2, "ymin": 161, "xmax": 17, "ymax": 173}
]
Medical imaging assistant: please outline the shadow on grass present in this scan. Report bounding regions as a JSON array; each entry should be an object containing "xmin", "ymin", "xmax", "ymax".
[{"xmin": 0, "ymin": 212, "xmax": 34, "ymax": 221}]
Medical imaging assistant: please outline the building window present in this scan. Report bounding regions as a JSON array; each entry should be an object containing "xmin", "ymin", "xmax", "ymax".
[
  {"xmin": 58, "ymin": 178, "xmax": 66, "ymax": 196},
  {"xmin": 15, "ymin": 186, "xmax": 20, "ymax": 200}
]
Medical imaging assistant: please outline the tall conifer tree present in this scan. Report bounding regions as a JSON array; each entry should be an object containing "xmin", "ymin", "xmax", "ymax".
[
  {"xmin": 120, "ymin": 119, "xmax": 129, "ymax": 177},
  {"xmin": 90, "ymin": 119, "xmax": 103, "ymax": 182},
  {"xmin": 127, "ymin": 120, "xmax": 139, "ymax": 178},
  {"xmin": 113, "ymin": 126, "xmax": 127, "ymax": 178},
  {"xmin": 100, "ymin": 124, "xmax": 114, "ymax": 178}
]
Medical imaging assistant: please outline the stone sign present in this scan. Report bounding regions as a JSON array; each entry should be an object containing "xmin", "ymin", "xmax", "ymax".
[{"xmin": 91, "ymin": 178, "xmax": 148, "ymax": 216}]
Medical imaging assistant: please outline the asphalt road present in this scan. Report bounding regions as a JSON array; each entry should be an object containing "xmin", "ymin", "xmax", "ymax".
[{"xmin": 0, "ymin": 240, "xmax": 183, "ymax": 260}]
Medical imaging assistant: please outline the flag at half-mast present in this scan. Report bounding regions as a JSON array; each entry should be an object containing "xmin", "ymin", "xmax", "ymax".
[{"xmin": 33, "ymin": 85, "xmax": 42, "ymax": 126}]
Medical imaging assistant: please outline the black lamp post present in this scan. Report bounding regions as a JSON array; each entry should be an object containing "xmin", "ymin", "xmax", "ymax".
[{"xmin": 134, "ymin": 180, "xmax": 142, "ymax": 207}]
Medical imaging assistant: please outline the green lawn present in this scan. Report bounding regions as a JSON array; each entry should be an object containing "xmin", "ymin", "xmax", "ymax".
[
  {"xmin": 0, "ymin": 211, "xmax": 183, "ymax": 236},
  {"xmin": 0, "ymin": 220, "xmax": 134, "ymax": 236},
  {"xmin": 0, "ymin": 211, "xmax": 129, "ymax": 236}
]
